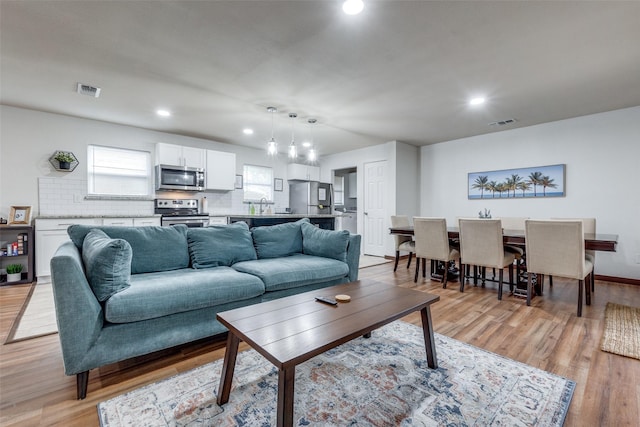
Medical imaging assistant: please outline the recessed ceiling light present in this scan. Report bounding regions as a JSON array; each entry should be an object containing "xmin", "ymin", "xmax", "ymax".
[
  {"xmin": 469, "ymin": 97, "xmax": 486, "ymax": 106},
  {"xmin": 302, "ymin": 141, "xmax": 312, "ymax": 148},
  {"xmin": 156, "ymin": 109, "xmax": 171, "ymax": 117},
  {"xmin": 243, "ymin": 128, "xmax": 254, "ymax": 135},
  {"xmin": 343, "ymin": 0, "xmax": 364, "ymax": 15}
]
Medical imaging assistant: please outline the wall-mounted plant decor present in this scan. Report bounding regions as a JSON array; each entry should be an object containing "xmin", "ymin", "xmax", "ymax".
[
  {"xmin": 49, "ymin": 151, "xmax": 79, "ymax": 172},
  {"xmin": 468, "ymin": 164, "xmax": 565, "ymax": 199}
]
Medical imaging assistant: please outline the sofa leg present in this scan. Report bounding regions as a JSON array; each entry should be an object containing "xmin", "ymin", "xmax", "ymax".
[{"xmin": 77, "ymin": 371, "xmax": 89, "ymax": 400}]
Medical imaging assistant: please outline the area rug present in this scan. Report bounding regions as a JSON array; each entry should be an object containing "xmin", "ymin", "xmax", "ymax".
[
  {"xmin": 98, "ymin": 321, "xmax": 575, "ymax": 426},
  {"xmin": 359, "ymin": 255, "xmax": 393, "ymax": 268},
  {"xmin": 4, "ymin": 282, "xmax": 58, "ymax": 344},
  {"xmin": 601, "ymin": 302, "xmax": 640, "ymax": 360}
]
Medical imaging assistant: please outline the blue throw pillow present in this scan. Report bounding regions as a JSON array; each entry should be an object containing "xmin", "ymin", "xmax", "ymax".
[
  {"xmin": 187, "ymin": 222, "xmax": 257, "ymax": 268},
  {"xmin": 82, "ymin": 229, "xmax": 132, "ymax": 301},
  {"xmin": 251, "ymin": 218, "xmax": 309, "ymax": 259},
  {"xmin": 301, "ymin": 222, "xmax": 350, "ymax": 262},
  {"xmin": 68, "ymin": 224, "xmax": 189, "ymax": 274}
]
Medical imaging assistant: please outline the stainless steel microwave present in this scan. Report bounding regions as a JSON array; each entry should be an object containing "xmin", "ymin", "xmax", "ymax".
[{"xmin": 155, "ymin": 164, "xmax": 205, "ymax": 191}]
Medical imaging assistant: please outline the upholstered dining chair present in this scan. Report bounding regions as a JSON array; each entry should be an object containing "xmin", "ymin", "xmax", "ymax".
[
  {"xmin": 551, "ymin": 217, "xmax": 596, "ymax": 292},
  {"xmin": 525, "ymin": 220, "xmax": 593, "ymax": 317},
  {"xmin": 458, "ymin": 219, "xmax": 515, "ymax": 299},
  {"xmin": 496, "ymin": 217, "xmax": 528, "ymax": 284},
  {"xmin": 390, "ymin": 215, "xmax": 415, "ymax": 272},
  {"xmin": 413, "ymin": 217, "xmax": 460, "ymax": 287}
]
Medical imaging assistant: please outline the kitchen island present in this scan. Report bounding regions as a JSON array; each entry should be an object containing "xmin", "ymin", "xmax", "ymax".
[{"xmin": 228, "ymin": 214, "xmax": 336, "ymax": 230}]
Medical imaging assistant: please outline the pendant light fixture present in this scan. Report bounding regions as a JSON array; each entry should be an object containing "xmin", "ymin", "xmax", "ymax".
[
  {"xmin": 266, "ymin": 106, "xmax": 278, "ymax": 156},
  {"xmin": 307, "ymin": 118, "xmax": 317, "ymax": 162},
  {"xmin": 288, "ymin": 112, "xmax": 298, "ymax": 159}
]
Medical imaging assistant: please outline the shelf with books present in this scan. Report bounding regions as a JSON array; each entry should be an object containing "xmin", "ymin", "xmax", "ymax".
[{"xmin": 0, "ymin": 225, "xmax": 34, "ymax": 285}]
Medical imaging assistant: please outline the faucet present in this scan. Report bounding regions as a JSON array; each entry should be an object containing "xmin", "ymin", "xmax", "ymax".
[{"xmin": 259, "ymin": 198, "xmax": 267, "ymax": 215}]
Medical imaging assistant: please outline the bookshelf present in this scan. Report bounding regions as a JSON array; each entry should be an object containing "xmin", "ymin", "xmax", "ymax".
[{"xmin": 0, "ymin": 225, "xmax": 34, "ymax": 285}]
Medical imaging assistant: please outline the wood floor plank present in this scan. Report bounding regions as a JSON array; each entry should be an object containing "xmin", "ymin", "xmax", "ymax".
[{"xmin": 1, "ymin": 265, "xmax": 639, "ymax": 426}]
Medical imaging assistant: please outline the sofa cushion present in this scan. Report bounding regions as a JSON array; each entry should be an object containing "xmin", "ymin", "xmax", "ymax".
[
  {"xmin": 187, "ymin": 222, "xmax": 257, "ymax": 268},
  {"xmin": 251, "ymin": 218, "xmax": 309, "ymax": 259},
  {"xmin": 68, "ymin": 224, "xmax": 189, "ymax": 274},
  {"xmin": 301, "ymin": 222, "xmax": 350, "ymax": 262},
  {"xmin": 104, "ymin": 267, "xmax": 265, "ymax": 323},
  {"xmin": 232, "ymin": 254, "xmax": 349, "ymax": 292},
  {"xmin": 82, "ymin": 229, "xmax": 132, "ymax": 301}
]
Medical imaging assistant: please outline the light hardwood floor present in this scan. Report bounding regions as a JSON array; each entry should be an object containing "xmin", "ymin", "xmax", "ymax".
[{"xmin": 1, "ymin": 265, "xmax": 639, "ymax": 426}]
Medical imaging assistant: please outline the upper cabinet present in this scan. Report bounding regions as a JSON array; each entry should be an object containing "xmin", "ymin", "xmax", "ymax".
[
  {"xmin": 156, "ymin": 143, "xmax": 205, "ymax": 169},
  {"xmin": 287, "ymin": 163, "xmax": 320, "ymax": 181},
  {"xmin": 205, "ymin": 150, "xmax": 236, "ymax": 190}
]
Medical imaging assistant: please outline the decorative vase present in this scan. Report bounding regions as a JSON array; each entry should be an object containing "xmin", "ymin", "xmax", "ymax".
[
  {"xmin": 59, "ymin": 161, "xmax": 71, "ymax": 170},
  {"xmin": 7, "ymin": 273, "xmax": 21, "ymax": 282}
]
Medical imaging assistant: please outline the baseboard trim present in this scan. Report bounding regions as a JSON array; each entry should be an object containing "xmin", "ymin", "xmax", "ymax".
[{"xmin": 595, "ymin": 275, "xmax": 640, "ymax": 286}]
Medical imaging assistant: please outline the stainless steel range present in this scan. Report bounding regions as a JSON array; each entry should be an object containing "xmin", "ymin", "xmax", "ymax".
[{"xmin": 155, "ymin": 199, "xmax": 209, "ymax": 227}]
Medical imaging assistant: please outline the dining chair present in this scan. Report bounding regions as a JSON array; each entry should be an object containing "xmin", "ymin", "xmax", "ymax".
[
  {"xmin": 496, "ymin": 217, "xmax": 528, "ymax": 286},
  {"xmin": 412, "ymin": 217, "xmax": 460, "ymax": 287},
  {"xmin": 458, "ymin": 219, "xmax": 515, "ymax": 299},
  {"xmin": 551, "ymin": 217, "xmax": 596, "ymax": 292},
  {"xmin": 390, "ymin": 215, "xmax": 415, "ymax": 272},
  {"xmin": 525, "ymin": 220, "xmax": 593, "ymax": 317}
]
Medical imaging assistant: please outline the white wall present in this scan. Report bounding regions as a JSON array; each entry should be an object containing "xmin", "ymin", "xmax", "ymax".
[
  {"xmin": 420, "ymin": 107, "xmax": 640, "ymax": 280},
  {"xmin": 0, "ymin": 106, "xmax": 291, "ymax": 218},
  {"xmin": 321, "ymin": 141, "xmax": 420, "ymax": 256}
]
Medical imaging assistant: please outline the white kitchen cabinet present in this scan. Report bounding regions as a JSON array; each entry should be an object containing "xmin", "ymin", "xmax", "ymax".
[
  {"xmin": 133, "ymin": 217, "xmax": 161, "ymax": 226},
  {"xmin": 208, "ymin": 216, "xmax": 228, "ymax": 225},
  {"xmin": 156, "ymin": 143, "xmax": 205, "ymax": 168},
  {"xmin": 287, "ymin": 163, "xmax": 320, "ymax": 181},
  {"xmin": 205, "ymin": 150, "xmax": 236, "ymax": 190},
  {"xmin": 35, "ymin": 218, "xmax": 101, "ymax": 283},
  {"xmin": 102, "ymin": 218, "xmax": 134, "ymax": 226}
]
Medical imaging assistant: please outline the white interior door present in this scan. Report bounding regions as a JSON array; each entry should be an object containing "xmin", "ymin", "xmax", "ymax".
[{"xmin": 363, "ymin": 160, "xmax": 388, "ymax": 256}]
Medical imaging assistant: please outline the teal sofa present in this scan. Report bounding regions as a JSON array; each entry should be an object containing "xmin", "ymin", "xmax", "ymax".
[{"xmin": 50, "ymin": 219, "xmax": 360, "ymax": 399}]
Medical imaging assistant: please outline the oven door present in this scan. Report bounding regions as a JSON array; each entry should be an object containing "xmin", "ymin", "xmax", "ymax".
[{"xmin": 161, "ymin": 216, "xmax": 210, "ymax": 228}]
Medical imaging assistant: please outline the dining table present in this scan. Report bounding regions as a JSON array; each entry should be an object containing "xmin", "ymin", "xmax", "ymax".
[{"xmin": 389, "ymin": 226, "xmax": 618, "ymax": 252}]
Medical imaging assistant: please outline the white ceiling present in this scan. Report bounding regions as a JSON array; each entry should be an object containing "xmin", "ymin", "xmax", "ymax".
[{"xmin": 2, "ymin": 1, "xmax": 639, "ymax": 158}]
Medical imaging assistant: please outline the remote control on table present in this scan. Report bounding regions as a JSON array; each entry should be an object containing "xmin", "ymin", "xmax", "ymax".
[{"xmin": 315, "ymin": 296, "xmax": 338, "ymax": 306}]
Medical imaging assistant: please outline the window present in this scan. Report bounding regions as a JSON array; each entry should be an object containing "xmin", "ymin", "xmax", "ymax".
[
  {"xmin": 87, "ymin": 145, "xmax": 152, "ymax": 197},
  {"xmin": 243, "ymin": 164, "xmax": 273, "ymax": 202}
]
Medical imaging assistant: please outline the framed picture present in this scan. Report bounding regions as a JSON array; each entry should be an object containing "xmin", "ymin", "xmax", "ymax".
[
  {"xmin": 9, "ymin": 206, "xmax": 32, "ymax": 225},
  {"xmin": 468, "ymin": 164, "xmax": 565, "ymax": 200},
  {"xmin": 274, "ymin": 178, "xmax": 284, "ymax": 192},
  {"xmin": 234, "ymin": 175, "xmax": 243, "ymax": 189}
]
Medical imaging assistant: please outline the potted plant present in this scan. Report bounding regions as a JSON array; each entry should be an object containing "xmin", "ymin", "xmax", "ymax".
[
  {"xmin": 5, "ymin": 264, "xmax": 23, "ymax": 282},
  {"xmin": 54, "ymin": 152, "xmax": 75, "ymax": 169}
]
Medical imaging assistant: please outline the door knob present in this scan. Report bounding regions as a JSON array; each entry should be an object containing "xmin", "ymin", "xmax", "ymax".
[{"xmin": 364, "ymin": 212, "xmax": 368, "ymax": 215}]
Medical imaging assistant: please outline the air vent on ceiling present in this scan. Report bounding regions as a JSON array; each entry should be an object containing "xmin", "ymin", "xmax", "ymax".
[
  {"xmin": 488, "ymin": 118, "xmax": 517, "ymax": 126},
  {"xmin": 76, "ymin": 83, "xmax": 101, "ymax": 98}
]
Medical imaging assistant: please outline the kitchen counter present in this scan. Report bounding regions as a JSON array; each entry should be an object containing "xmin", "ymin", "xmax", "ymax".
[
  {"xmin": 228, "ymin": 214, "xmax": 336, "ymax": 230},
  {"xmin": 36, "ymin": 214, "xmax": 161, "ymax": 219}
]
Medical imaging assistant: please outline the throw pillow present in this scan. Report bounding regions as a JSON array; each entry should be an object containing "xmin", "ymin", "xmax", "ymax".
[
  {"xmin": 69, "ymin": 224, "xmax": 190, "ymax": 274},
  {"xmin": 187, "ymin": 221, "xmax": 257, "ymax": 268},
  {"xmin": 82, "ymin": 229, "xmax": 132, "ymax": 301},
  {"xmin": 251, "ymin": 218, "xmax": 309, "ymax": 259},
  {"xmin": 301, "ymin": 222, "xmax": 350, "ymax": 262}
]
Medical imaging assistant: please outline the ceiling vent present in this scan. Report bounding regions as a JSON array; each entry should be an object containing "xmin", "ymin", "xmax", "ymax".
[
  {"xmin": 76, "ymin": 83, "xmax": 101, "ymax": 98},
  {"xmin": 488, "ymin": 118, "xmax": 517, "ymax": 127}
]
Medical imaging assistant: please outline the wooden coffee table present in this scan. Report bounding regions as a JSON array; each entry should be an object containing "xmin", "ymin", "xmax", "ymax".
[{"xmin": 216, "ymin": 279, "xmax": 440, "ymax": 427}]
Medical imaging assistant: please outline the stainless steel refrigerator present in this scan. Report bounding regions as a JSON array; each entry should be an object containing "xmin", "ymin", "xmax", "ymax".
[{"xmin": 289, "ymin": 181, "xmax": 333, "ymax": 215}]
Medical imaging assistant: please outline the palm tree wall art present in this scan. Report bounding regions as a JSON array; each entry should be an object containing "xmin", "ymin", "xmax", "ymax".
[{"xmin": 468, "ymin": 164, "xmax": 565, "ymax": 199}]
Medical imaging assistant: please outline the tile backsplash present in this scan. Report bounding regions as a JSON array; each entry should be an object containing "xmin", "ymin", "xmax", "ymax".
[{"xmin": 38, "ymin": 177, "xmax": 289, "ymax": 217}]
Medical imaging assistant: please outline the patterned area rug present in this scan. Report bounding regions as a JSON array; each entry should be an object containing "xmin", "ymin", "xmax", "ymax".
[
  {"xmin": 601, "ymin": 302, "xmax": 640, "ymax": 360},
  {"xmin": 98, "ymin": 321, "xmax": 575, "ymax": 426}
]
